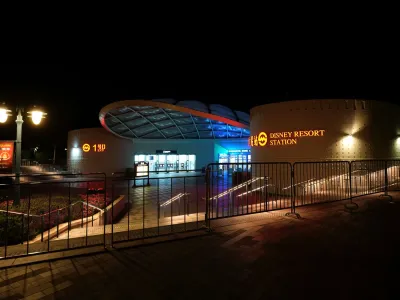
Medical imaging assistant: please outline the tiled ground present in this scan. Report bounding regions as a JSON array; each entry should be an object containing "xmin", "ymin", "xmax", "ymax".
[{"xmin": 1, "ymin": 193, "xmax": 400, "ymax": 299}]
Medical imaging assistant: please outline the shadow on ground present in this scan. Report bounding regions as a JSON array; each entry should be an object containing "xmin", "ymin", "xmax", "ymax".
[{"xmin": 1, "ymin": 195, "xmax": 400, "ymax": 299}]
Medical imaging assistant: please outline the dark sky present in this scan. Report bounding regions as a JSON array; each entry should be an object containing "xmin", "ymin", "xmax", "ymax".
[{"xmin": 0, "ymin": 63, "xmax": 397, "ymax": 152}]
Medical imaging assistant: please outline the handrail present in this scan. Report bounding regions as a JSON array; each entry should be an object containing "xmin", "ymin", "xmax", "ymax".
[
  {"xmin": 209, "ymin": 176, "xmax": 267, "ymax": 200},
  {"xmin": 72, "ymin": 200, "xmax": 105, "ymax": 213},
  {"xmin": 0, "ymin": 200, "xmax": 104, "ymax": 218},
  {"xmin": 0, "ymin": 209, "xmax": 39, "ymax": 217},
  {"xmin": 0, "ymin": 172, "xmax": 106, "ymax": 179},
  {"xmin": 160, "ymin": 193, "xmax": 190, "ymax": 207},
  {"xmin": 236, "ymin": 184, "xmax": 276, "ymax": 197}
]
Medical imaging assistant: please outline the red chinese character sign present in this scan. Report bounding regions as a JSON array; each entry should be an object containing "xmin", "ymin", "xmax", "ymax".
[{"xmin": 0, "ymin": 141, "xmax": 14, "ymax": 173}]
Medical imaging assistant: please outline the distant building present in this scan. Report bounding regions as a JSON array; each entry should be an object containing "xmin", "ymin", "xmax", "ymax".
[
  {"xmin": 250, "ymin": 99, "xmax": 400, "ymax": 163},
  {"xmin": 67, "ymin": 99, "xmax": 250, "ymax": 175},
  {"xmin": 68, "ymin": 98, "xmax": 400, "ymax": 176}
]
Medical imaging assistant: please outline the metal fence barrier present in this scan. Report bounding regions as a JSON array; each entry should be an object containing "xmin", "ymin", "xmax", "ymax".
[
  {"xmin": 205, "ymin": 160, "xmax": 400, "ymax": 222},
  {"xmin": 206, "ymin": 162, "xmax": 293, "ymax": 221},
  {"xmin": 2, "ymin": 159, "xmax": 400, "ymax": 261},
  {"xmin": 109, "ymin": 175, "xmax": 206, "ymax": 245},
  {"xmin": 293, "ymin": 161, "xmax": 351, "ymax": 206},
  {"xmin": 0, "ymin": 172, "xmax": 206, "ymax": 260},
  {"xmin": 0, "ymin": 176, "xmax": 107, "ymax": 260}
]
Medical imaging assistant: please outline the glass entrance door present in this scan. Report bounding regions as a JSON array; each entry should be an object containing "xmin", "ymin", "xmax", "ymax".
[
  {"xmin": 146, "ymin": 155, "xmax": 156, "ymax": 172},
  {"xmin": 156, "ymin": 154, "xmax": 167, "ymax": 172},
  {"xmin": 218, "ymin": 153, "xmax": 228, "ymax": 164},
  {"xmin": 178, "ymin": 154, "xmax": 187, "ymax": 171},
  {"xmin": 166, "ymin": 154, "xmax": 177, "ymax": 173},
  {"xmin": 135, "ymin": 153, "xmax": 196, "ymax": 173},
  {"xmin": 188, "ymin": 155, "xmax": 196, "ymax": 170}
]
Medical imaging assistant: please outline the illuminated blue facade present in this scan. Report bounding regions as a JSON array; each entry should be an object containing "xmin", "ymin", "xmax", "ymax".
[
  {"xmin": 100, "ymin": 99, "xmax": 250, "ymax": 140},
  {"xmin": 83, "ymin": 99, "xmax": 254, "ymax": 174}
]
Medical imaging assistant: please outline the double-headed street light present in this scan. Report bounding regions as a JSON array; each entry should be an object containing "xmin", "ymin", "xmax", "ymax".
[{"xmin": 0, "ymin": 103, "xmax": 47, "ymax": 205}]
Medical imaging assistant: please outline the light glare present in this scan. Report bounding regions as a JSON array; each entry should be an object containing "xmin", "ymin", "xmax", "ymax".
[
  {"xmin": 71, "ymin": 147, "xmax": 81, "ymax": 158},
  {"xmin": 31, "ymin": 111, "xmax": 43, "ymax": 125},
  {"xmin": 343, "ymin": 135, "xmax": 354, "ymax": 147},
  {"xmin": 0, "ymin": 108, "xmax": 8, "ymax": 123}
]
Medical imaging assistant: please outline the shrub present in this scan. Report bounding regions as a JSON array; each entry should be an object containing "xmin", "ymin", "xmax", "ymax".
[
  {"xmin": 0, "ymin": 213, "xmax": 36, "ymax": 246},
  {"xmin": 0, "ymin": 193, "xmax": 112, "ymax": 234}
]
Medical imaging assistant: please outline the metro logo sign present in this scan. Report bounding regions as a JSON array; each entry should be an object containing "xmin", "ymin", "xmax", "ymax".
[
  {"xmin": 258, "ymin": 132, "xmax": 268, "ymax": 146},
  {"xmin": 249, "ymin": 130, "xmax": 325, "ymax": 146},
  {"xmin": 249, "ymin": 131, "xmax": 268, "ymax": 147}
]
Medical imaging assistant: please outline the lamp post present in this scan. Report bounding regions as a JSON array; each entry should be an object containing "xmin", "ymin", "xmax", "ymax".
[
  {"xmin": 0, "ymin": 103, "xmax": 47, "ymax": 206},
  {"xmin": 53, "ymin": 144, "xmax": 56, "ymax": 165}
]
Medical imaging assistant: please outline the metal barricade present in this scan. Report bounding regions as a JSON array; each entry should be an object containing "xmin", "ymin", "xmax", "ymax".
[
  {"xmin": 0, "ymin": 174, "xmax": 107, "ymax": 260},
  {"xmin": 109, "ymin": 174, "xmax": 206, "ymax": 245},
  {"xmin": 293, "ymin": 161, "xmax": 351, "ymax": 206},
  {"xmin": 206, "ymin": 162, "xmax": 293, "ymax": 220}
]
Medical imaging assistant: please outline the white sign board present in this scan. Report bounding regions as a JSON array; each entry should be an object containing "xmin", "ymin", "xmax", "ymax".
[{"xmin": 135, "ymin": 161, "xmax": 149, "ymax": 177}]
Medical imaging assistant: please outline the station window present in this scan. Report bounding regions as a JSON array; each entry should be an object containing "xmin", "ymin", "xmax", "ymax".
[
  {"xmin": 218, "ymin": 149, "xmax": 251, "ymax": 172},
  {"xmin": 134, "ymin": 153, "xmax": 196, "ymax": 173}
]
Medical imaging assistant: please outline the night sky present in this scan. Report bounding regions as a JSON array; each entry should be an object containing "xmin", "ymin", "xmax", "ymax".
[{"xmin": 0, "ymin": 63, "xmax": 396, "ymax": 159}]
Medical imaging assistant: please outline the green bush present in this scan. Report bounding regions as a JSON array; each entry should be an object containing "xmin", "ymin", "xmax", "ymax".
[{"xmin": 0, "ymin": 213, "xmax": 36, "ymax": 246}]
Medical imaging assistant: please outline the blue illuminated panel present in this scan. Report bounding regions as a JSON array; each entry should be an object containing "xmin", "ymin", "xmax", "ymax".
[{"xmin": 218, "ymin": 149, "xmax": 251, "ymax": 164}]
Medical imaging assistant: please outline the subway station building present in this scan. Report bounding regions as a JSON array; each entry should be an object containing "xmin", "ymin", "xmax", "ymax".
[
  {"xmin": 67, "ymin": 99, "xmax": 251, "ymax": 175},
  {"xmin": 250, "ymin": 99, "xmax": 400, "ymax": 163},
  {"xmin": 67, "ymin": 98, "xmax": 400, "ymax": 175}
]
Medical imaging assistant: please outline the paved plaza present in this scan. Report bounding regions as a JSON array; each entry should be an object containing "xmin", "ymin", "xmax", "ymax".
[{"xmin": 1, "ymin": 192, "xmax": 400, "ymax": 299}]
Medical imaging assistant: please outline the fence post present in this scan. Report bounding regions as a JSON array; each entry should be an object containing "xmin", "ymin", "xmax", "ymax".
[
  {"xmin": 41, "ymin": 215, "xmax": 44, "ymax": 242},
  {"xmin": 184, "ymin": 177, "xmax": 186, "ymax": 231},
  {"xmin": 385, "ymin": 160, "xmax": 388, "ymax": 196},
  {"xmin": 127, "ymin": 179, "xmax": 130, "ymax": 239},
  {"xmin": 229, "ymin": 191, "xmax": 233, "ymax": 216},
  {"xmin": 67, "ymin": 182, "xmax": 71, "ymax": 249},
  {"xmin": 56, "ymin": 206, "xmax": 59, "ymax": 238},
  {"xmin": 21, "ymin": 214, "xmax": 25, "ymax": 244},
  {"xmin": 4, "ymin": 195, "xmax": 9, "ymax": 258},
  {"xmin": 48, "ymin": 188, "xmax": 52, "ymax": 251},
  {"xmin": 345, "ymin": 161, "xmax": 359, "ymax": 212},
  {"xmin": 103, "ymin": 176, "xmax": 107, "ymax": 248},
  {"xmin": 350, "ymin": 161, "xmax": 352, "ymax": 201},
  {"xmin": 81, "ymin": 201, "xmax": 84, "ymax": 228},
  {"xmin": 380, "ymin": 160, "xmax": 394, "ymax": 203},
  {"xmin": 27, "ymin": 188, "xmax": 31, "ymax": 255},
  {"xmin": 205, "ymin": 167, "xmax": 210, "ymax": 229},
  {"xmin": 142, "ymin": 179, "xmax": 145, "ymax": 238},
  {"xmin": 111, "ymin": 182, "xmax": 114, "ymax": 247},
  {"xmin": 291, "ymin": 165, "xmax": 296, "ymax": 215},
  {"xmin": 187, "ymin": 194, "xmax": 190, "ymax": 216},
  {"xmin": 285, "ymin": 163, "xmax": 300, "ymax": 219}
]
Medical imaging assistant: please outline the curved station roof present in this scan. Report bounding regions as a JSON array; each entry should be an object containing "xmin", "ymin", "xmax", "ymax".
[{"xmin": 99, "ymin": 99, "xmax": 250, "ymax": 139}]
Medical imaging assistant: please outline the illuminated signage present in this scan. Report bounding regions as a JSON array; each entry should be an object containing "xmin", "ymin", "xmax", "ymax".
[
  {"xmin": 258, "ymin": 132, "xmax": 267, "ymax": 146},
  {"xmin": 82, "ymin": 143, "xmax": 90, "ymax": 152},
  {"xmin": 156, "ymin": 150, "xmax": 177, "ymax": 154},
  {"xmin": 249, "ymin": 130, "xmax": 325, "ymax": 146},
  {"xmin": 93, "ymin": 144, "xmax": 106, "ymax": 152},
  {"xmin": 82, "ymin": 143, "xmax": 106, "ymax": 152},
  {"xmin": 135, "ymin": 161, "xmax": 149, "ymax": 177},
  {"xmin": 0, "ymin": 141, "xmax": 14, "ymax": 172},
  {"xmin": 228, "ymin": 149, "xmax": 250, "ymax": 153}
]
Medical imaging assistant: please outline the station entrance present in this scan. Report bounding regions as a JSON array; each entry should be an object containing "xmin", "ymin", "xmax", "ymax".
[
  {"xmin": 134, "ymin": 153, "xmax": 196, "ymax": 173},
  {"xmin": 218, "ymin": 149, "xmax": 251, "ymax": 173}
]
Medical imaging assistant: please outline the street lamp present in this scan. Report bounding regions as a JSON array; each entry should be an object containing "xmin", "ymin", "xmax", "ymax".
[
  {"xmin": 0, "ymin": 103, "xmax": 47, "ymax": 205},
  {"xmin": 0, "ymin": 106, "xmax": 11, "ymax": 123}
]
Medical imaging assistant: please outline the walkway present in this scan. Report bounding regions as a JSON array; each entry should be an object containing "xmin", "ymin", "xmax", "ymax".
[{"xmin": 1, "ymin": 193, "xmax": 399, "ymax": 299}]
